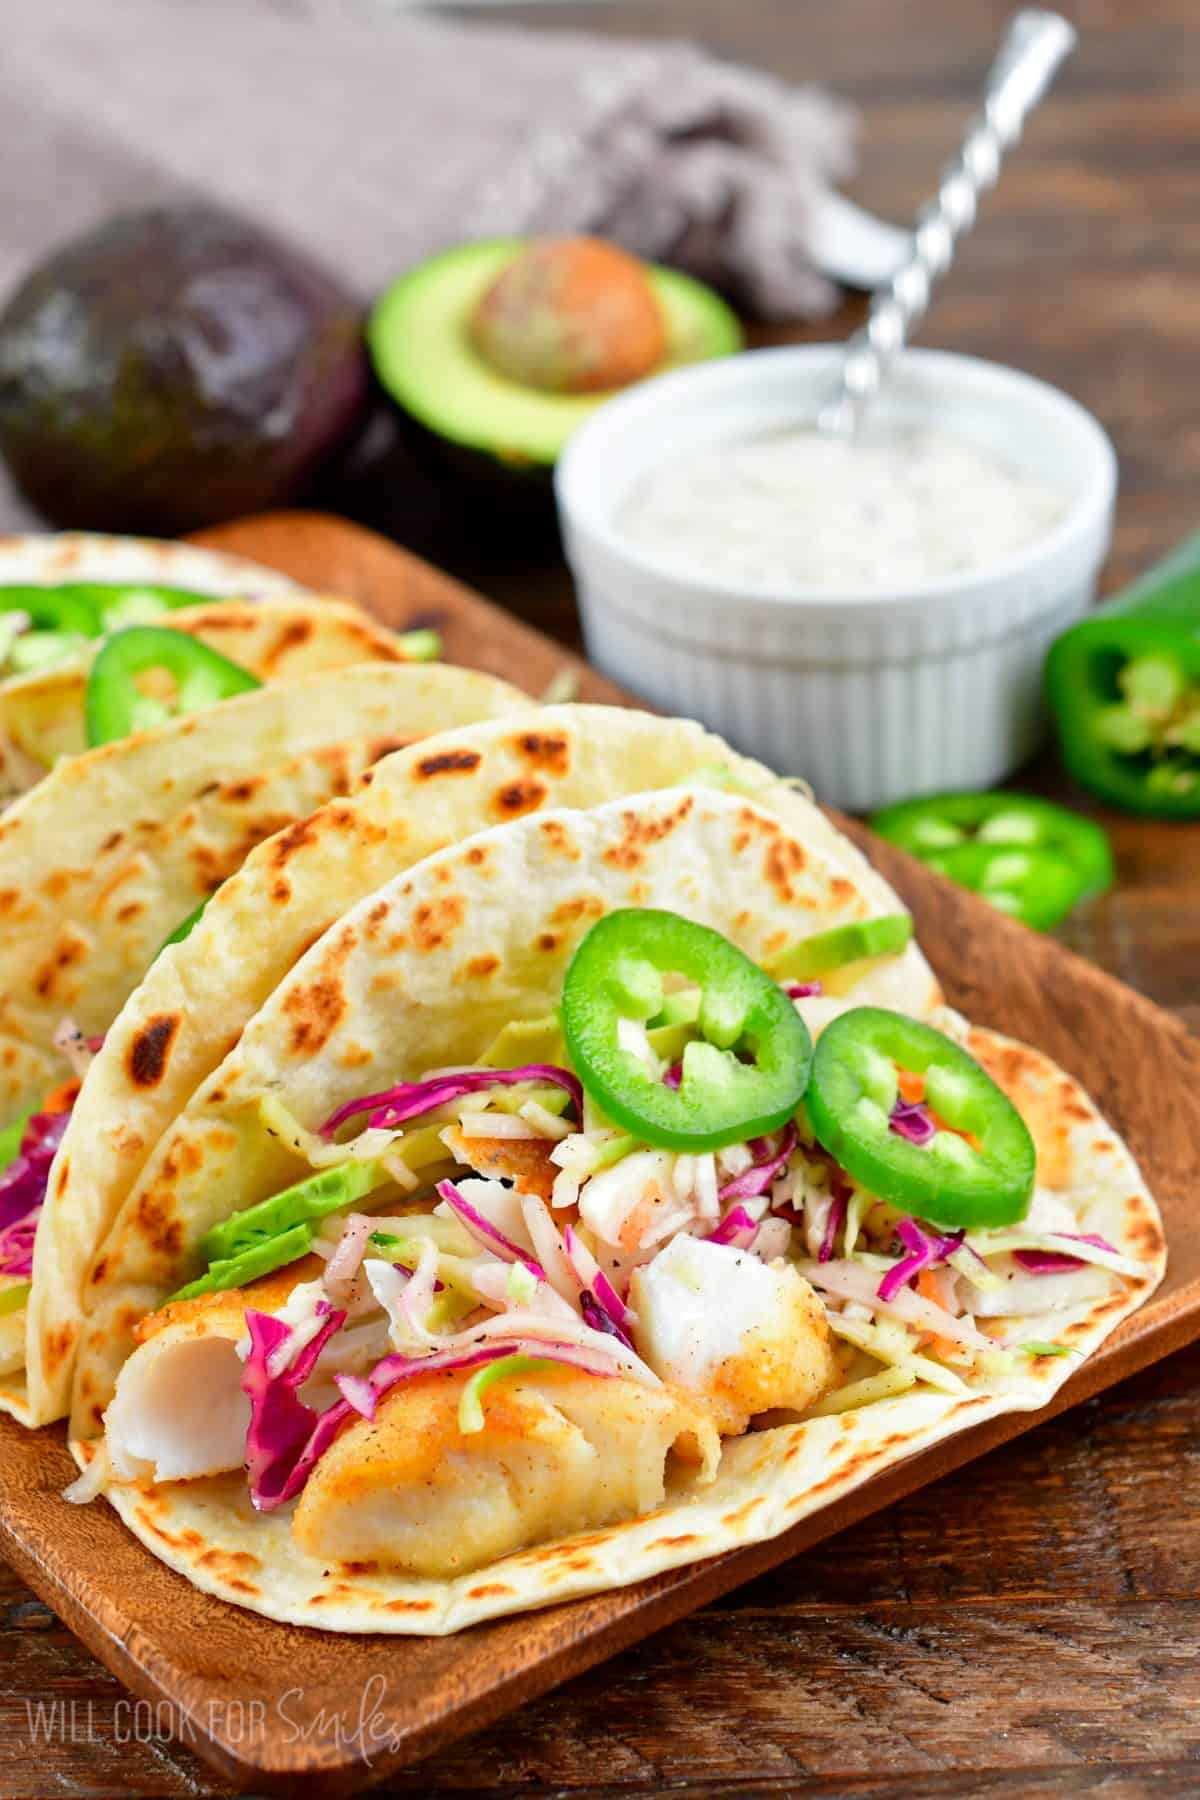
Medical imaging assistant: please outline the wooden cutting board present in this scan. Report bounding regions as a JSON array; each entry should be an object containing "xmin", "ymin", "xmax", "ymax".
[{"xmin": 1, "ymin": 510, "xmax": 1197, "ymax": 1798}]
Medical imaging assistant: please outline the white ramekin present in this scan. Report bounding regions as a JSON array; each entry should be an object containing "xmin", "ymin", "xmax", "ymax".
[{"xmin": 555, "ymin": 346, "xmax": 1116, "ymax": 811}]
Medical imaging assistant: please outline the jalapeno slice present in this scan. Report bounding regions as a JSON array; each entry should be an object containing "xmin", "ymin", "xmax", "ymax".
[
  {"xmin": 84, "ymin": 626, "xmax": 261, "ymax": 746},
  {"xmin": 806, "ymin": 1007, "xmax": 1035, "ymax": 1229},
  {"xmin": 561, "ymin": 909, "xmax": 812, "ymax": 1152},
  {"xmin": 922, "ymin": 843, "xmax": 1085, "ymax": 932},
  {"xmin": 870, "ymin": 792, "xmax": 1113, "ymax": 930}
]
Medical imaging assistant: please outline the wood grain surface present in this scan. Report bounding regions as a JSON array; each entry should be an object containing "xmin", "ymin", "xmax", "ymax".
[{"xmin": 1, "ymin": 1, "xmax": 1198, "ymax": 1796}]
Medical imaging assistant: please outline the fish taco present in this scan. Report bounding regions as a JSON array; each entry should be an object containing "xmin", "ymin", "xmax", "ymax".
[
  {"xmin": 64, "ymin": 785, "xmax": 1161, "ymax": 1631},
  {"xmin": 31, "ymin": 705, "xmax": 937, "ymax": 1432},
  {"xmin": 0, "ymin": 594, "xmax": 438, "ymax": 801},
  {"xmin": 0, "ymin": 660, "xmax": 526, "ymax": 1418}
]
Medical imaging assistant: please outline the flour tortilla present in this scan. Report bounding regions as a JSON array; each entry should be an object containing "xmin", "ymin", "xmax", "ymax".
[
  {"xmin": 76, "ymin": 788, "xmax": 1163, "ymax": 1633},
  {"xmin": 0, "ymin": 596, "xmax": 422, "ymax": 795},
  {"xmin": 0, "ymin": 530, "xmax": 297, "ymax": 800},
  {"xmin": 35, "ymin": 707, "xmax": 938, "ymax": 1433}
]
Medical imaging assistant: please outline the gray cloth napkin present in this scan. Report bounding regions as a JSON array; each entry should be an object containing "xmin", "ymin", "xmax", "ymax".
[{"xmin": 0, "ymin": 0, "xmax": 857, "ymax": 530}]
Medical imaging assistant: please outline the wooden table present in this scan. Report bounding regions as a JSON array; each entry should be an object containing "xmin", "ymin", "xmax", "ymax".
[{"xmin": 3, "ymin": 3, "xmax": 1198, "ymax": 1795}]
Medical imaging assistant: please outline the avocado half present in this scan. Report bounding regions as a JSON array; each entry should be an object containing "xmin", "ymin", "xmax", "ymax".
[{"xmin": 367, "ymin": 239, "xmax": 742, "ymax": 497}]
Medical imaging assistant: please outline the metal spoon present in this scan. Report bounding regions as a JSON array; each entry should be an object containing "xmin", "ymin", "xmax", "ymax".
[{"xmin": 818, "ymin": 8, "xmax": 1077, "ymax": 439}]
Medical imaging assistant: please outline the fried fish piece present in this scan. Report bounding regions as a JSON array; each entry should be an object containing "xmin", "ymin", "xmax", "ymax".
[
  {"xmin": 292, "ymin": 1365, "xmax": 718, "ymax": 1578},
  {"xmin": 631, "ymin": 1236, "xmax": 837, "ymax": 1434}
]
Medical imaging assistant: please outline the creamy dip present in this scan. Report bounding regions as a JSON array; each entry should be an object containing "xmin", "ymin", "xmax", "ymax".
[{"xmin": 616, "ymin": 425, "xmax": 1069, "ymax": 593}]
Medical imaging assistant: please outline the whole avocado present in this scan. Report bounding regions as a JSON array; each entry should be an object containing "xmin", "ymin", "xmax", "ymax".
[{"xmin": 0, "ymin": 204, "xmax": 370, "ymax": 533}]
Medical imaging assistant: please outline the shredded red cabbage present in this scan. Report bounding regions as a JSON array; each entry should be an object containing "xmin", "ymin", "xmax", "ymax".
[
  {"xmin": 321, "ymin": 1064, "xmax": 582, "ymax": 1139},
  {"xmin": 704, "ymin": 1204, "xmax": 758, "ymax": 1250},
  {"xmin": 1013, "ymin": 1249, "xmax": 1085, "ymax": 1274},
  {"xmin": 562, "ymin": 1224, "xmax": 632, "ymax": 1331},
  {"xmin": 718, "ymin": 1122, "xmax": 798, "ymax": 1202},
  {"xmin": 436, "ymin": 1180, "xmax": 544, "ymax": 1276},
  {"xmin": 579, "ymin": 1290, "xmax": 635, "ymax": 1350},
  {"xmin": 889, "ymin": 1098, "xmax": 936, "ymax": 1146},
  {"xmin": 818, "ymin": 1180, "xmax": 850, "ymax": 1263},
  {"xmin": 1012, "ymin": 1234, "xmax": 1120, "ymax": 1275},
  {"xmin": 877, "ymin": 1216, "xmax": 964, "ymax": 1302},
  {"xmin": 0, "ymin": 1106, "xmax": 72, "ymax": 1273},
  {"xmin": 242, "ymin": 1302, "xmax": 346, "ymax": 1510},
  {"xmin": 662, "ymin": 1062, "xmax": 682, "ymax": 1089},
  {"xmin": 0, "ymin": 1217, "xmax": 36, "ymax": 1278},
  {"xmin": 784, "ymin": 981, "xmax": 823, "ymax": 999}
]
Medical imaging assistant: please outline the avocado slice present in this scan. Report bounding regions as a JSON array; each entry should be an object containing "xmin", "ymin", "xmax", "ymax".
[{"xmin": 368, "ymin": 238, "xmax": 742, "ymax": 487}]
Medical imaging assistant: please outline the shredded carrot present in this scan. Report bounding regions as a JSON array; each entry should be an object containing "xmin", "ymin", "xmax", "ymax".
[
  {"xmin": 41, "ymin": 1077, "xmax": 81, "ymax": 1115},
  {"xmin": 915, "ymin": 1269, "xmax": 942, "ymax": 1304},
  {"xmin": 897, "ymin": 1069, "xmax": 926, "ymax": 1105}
]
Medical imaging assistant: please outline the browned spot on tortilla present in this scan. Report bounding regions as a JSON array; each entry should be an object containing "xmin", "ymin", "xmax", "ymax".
[
  {"xmin": 341, "ymin": 1560, "xmax": 380, "ymax": 1576},
  {"xmin": 722, "ymin": 1497, "xmax": 765, "ymax": 1528},
  {"xmin": 268, "ymin": 817, "xmax": 320, "ymax": 868},
  {"xmin": 604, "ymin": 795, "xmax": 695, "ymax": 869},
  {"xmin": 1124, "ymin": 1206, "xmax": 1165, "ymax": 1260},
  {"xmin": 537, "ymin": 932, "xmax": 559, "ymax": 952},
  {"xmin": 466, "ymin": 1582, "xmax": 515, "ymax": 1599},
  {"xmin": 465, "ymin": 844, "xmax": 489, "ymax": 867},
  {"xmin": 197, "ymin": 1547, "xmax": 260, "ymax": 1575},
  {"xmin": 377, "ymin": 1598, "xmax": 435, "ymax": 1614},
  {"xmin": 417, "ymin": 748, "xmax": 481, "ymax": 779},
  {"xmin": 552, "ymin": 894, "xmax": 604, "ymax": 924},
  {"xmin": 764, "ymin": 835, "xmax": 807, "ymax": 902},
  {"xmin": 227, "ymin": 1578, "xmax": 261, "ymax": 1597},
  {"xmin": 54, "ymin": 1157, "xmax": 70, "ymax": 1196},
  {"xmin": 130, "ymin": 1188, "xmax": 184, "ymax": 1263},
  {"xmin": 0, "ymin": 888, "xmax": 19, "ymax": 914},
  {"xmin": 412, "ymin": 895, "xmax": 465, "ymax": 954},
  {"xmin": 462, "ymin": 954, "xmax": 500, "ymax": 980},
  {"xmin": 100, "ymin": 829, "xmax": 125, "ymax": 853},
  {"xmin": 43, "ymin": 869, "xmax": 73, "ymax": 901},
  {"xmin": 222, "ymin": 777, "xmax": 260, "ymax": 804},
  {"xmin": 115, "ymin": 900, "xmax": 145, "ymax": 924},
  {"xmin": 494, "ymin": 777, "xmax": 547, "ymax": 818},
  {"xmin": 272, "ymin": 878, "xmax": 291, "ymax": 904},
  {"xmin": 43, "ymin": 1321, "xmax": 77, "ymax": 1377},
  {"xmin": 364, "ymin": 900, "xmax": 390, "ymax": 942},
  {"xmin": 282, "ymin": 929, "xmax": 356, "ymax": 1055},
  {"xmin": 514, "ymin": 729, "xmax": 570, "ymax": 774},
  {"xmin": 338, "ymin": 1042, "xmax": 372, "ymax": 1069},
  {"xmin": 539, "ymin": 819, "xmax": 580, "ymax": 859},
  {"xmin": 127, "ymin": 1014, "xmax": 180, "ymax": 1088},
  {"xmin": 648, "ymin": 1533, "xmax": 700, "ymax": 1550},
  {"xmin": 267, "ymin": 615, "xmax": 315, "ymax": 657},
  {"xmin": 33, "ymin": 928, "xmax": 88, "ymax": 999}
]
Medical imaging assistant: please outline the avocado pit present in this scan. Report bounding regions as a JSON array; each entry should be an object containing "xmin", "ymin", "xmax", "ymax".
[{"xmin": 468, "ymin": 237, "xmax": 669, "ymax": 396}]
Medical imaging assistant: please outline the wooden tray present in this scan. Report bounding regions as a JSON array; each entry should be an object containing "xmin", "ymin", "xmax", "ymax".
[{"xmin": 1, "ymin": 511, "xmax": 1197, "ymax": 1798}]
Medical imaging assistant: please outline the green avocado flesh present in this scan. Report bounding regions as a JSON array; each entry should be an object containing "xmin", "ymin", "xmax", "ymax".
[{"xmin": 368, "ymin": 238, "xmax": 743, "ymax": 471}]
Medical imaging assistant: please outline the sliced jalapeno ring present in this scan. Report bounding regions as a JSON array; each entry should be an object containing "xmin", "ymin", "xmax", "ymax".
[
  {"xmin": 561, "ymin": 908, "xmax": 812, "ymax": 1153},
  {"xmin": 923, "ymin": 843, "xmax": 1085, "ymax": 932},
  {"xmin": 84, "ymin": 626, "xmax": 262, "ymax": 747},
  {"xmin": 871, "ymin": 791, "xmax": 1113, "ymax": 929},
  {"xmin": 806, "ymin": 1006, "xmax": 1035, "ymax": 1230}
]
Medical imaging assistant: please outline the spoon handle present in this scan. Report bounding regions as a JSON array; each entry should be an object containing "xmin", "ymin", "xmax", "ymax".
[{"xmin": 819, "ymin": 9, "xmax": 1077, "ymax": 437}]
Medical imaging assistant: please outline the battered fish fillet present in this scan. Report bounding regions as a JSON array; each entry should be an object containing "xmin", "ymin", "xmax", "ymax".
[
  {"xmin": 292, "ymin": 1366, "xmax": 719, "ymax": 1578},
  {"xmin": 631, "ymin": 1236, "xmax": 837, "ymax": 1434}
]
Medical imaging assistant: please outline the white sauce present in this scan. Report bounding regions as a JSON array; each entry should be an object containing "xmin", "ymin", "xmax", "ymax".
[{"xmin": 616, "ymin": 425, "xmax": 1069, "ymax": 593}]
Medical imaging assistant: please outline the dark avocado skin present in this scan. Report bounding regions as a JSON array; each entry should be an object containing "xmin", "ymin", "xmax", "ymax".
[{"xmin": 0, "ymin": 204, "xmax": 370, "ymax": 533}]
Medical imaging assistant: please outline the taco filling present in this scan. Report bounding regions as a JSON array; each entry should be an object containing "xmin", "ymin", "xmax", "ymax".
[{"xmin": 96, "ymin": 900, "xmax": 1152, "ymax": 1582}]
